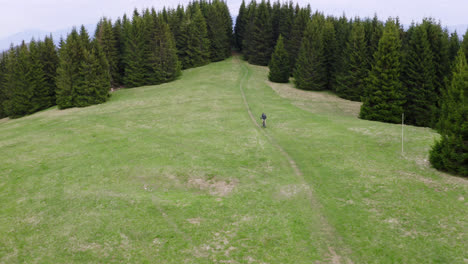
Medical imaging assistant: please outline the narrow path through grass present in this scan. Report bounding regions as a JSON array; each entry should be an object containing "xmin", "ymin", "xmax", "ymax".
[{"xmin": 236, "ymin": 57, "xmax": 354, "ymax": 263}]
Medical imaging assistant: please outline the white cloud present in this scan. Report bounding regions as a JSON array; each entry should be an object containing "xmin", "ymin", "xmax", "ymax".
[{"xmin": 0, "ymin": 0, "xmax": 467, "ymax": 39}]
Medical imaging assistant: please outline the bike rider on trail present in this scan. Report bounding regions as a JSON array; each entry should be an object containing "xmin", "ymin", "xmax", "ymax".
[{"xmin": 261, "ymin": 113, "xmax": 267, "ymax": 128}]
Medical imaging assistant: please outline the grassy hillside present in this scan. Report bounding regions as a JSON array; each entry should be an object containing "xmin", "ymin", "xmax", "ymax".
[{"xmin": 0, "ymin": 57, "xmax": 466, "ymax": 263}]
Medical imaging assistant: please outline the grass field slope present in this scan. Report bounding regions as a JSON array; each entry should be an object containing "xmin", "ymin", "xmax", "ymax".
[{"xmin": 0, "ymin": 57, "xmax": 466, "ymax": 263}]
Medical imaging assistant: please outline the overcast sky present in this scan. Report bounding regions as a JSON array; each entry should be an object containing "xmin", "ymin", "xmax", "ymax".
[{"xmin": 1, "ymin": 0, "xmax": 467, "ymax": 39}]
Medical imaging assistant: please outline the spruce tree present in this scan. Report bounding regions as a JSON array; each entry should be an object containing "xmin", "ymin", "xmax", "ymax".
[
  {"xmin": 0, "ymin": 52, "xmax": 7, "ymax": 118},
  {"xmin": 113, "ymin": 18, "xmax": 124, "ymax": 86},
  {"xmin": 39, "ymin": 35, "xmax": 59, "ymax": 108},
  {"xmin": 268, "ymin": 35, "xmax": 290, "ymax": 83},
  {"xmin": 95, "ymin": 17, "xmax": 119, "ymax": 87},
  {"xmin": 180, "ymin": 5, "xmax": 210, "ymax": 69},
  {"xmin": 241, "ymin": 0, "xmax": 257, "ymax": 61},
  {"xmin": 401, "ymin": 24, "xmax": 436, "ymax": 127},
  {"xmin": 141, "ymin": 8, "xmax": 157, "ymax": 85},
  {"xmin": 77, "ymin": 40, "xmax": 111, "ymax": 106},
  {"xmin": 364, "ymin": 15, "xmax": 384, "ymax": 66},
  {"xmin": 3, "ymin": 43, "xmax": 32, "ymax": 118},
  {"xmin": 160, "ymin": 22, "xmax": 182, "ymax": 82},
  {"xmin": 360, "ymin": 19, "xmax": 405, "ymax": 123},
  {"xmin": 332, "ymin": 14, "xmax": 352, "ymax": 93},
  {"xmin": 271, "ymin": 1, "xmax": 281, "ymax": 46},
  {"xmin": 147, "ymin": 18, "xmax": 181, "ymax": 84},
  {"xmin": 205, "ymin": 1, "xmax": 228, "ymax": 62},
  {"xmin": 217, "ymin": 0, "xmax": 233, "ymax": 58},
  {"xmin": 79, "ymin": 25, "xmax": 91, "ymax": 51},
  {"xmin": 245, "ymin": 0, "xmax": 273, "ymax": 66},
  {"xmin": 170, "ymin": 5, "xmax": 187, "ymax": 63},
  {"xmin": 28, "ymin": 39, "xmax": 49, "ymax": 113},
  {"xmin": 277, "ymin": 1, "xmax": 294, "ymax": 45},
  {"xmin": 2, "ymin": 47, "xmax": 16, "ymax": 116},
  {"xmin": 323, "ymin": 18, "xmax": 337, "ymax": 91},
  {"xmin": 294, "ymin": 14, "xmax": 327, "ymax": 91},
  {"xmin": 234, "ymin": 0, "xmax": 248, "ymax": 50},
  {"xmin": 287, "ymin": 6, "xmax": 310, "ymax": 71},
  {"xmin": 430, "ymin": 50, "xmax": 468, "ymax": 176},
  {"xmin": 56, "ymin": 28, "xmax": 83, "ymax": 109},
  {"xmin": 448, "ymin": 31, "xmax": 460, "ymax": 64},
  {"xmin": 123, "ymin": 10, "xmax": 146, "ymax": 87},
  {"xmin": 56, "ymin": 26, "xmax": 110, "ymax": 109},
  {"xmin": 161, "ymin": 7, "xmax": 169, "ymax": 23},
  {"xmin": 336, "ymin": 20, "xmax": 368, "ymax": 101},
  {"xmin": 462, "ymin": 29, "xmax": 468, "ymax": 63},
  {"xmin": 74, "ymin": 26, "xmax": 98, "ymax": 107},
  {"xmin": 422, "ymin": 19, "xmax": 450, "ymax": 126}
]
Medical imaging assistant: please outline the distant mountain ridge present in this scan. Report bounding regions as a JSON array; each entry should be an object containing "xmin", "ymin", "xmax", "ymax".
[
  {"xmin": 0, "ymin": 23, "xmax": 466, "ymax": 52},
  {"xmin": 0, "ymin": 24, "xmax": 95, "ymax": 52},
  {"xmin": 446, "ymin": 24, "xmax": 468, "ymax": 36}
]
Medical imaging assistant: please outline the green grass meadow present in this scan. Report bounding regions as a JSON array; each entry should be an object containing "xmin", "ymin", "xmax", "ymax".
[{"xmin": 0, "ymin": 57, "xmax": 466, "ymax": 263}]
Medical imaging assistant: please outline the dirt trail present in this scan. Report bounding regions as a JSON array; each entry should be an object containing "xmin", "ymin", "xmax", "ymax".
[
  {"xmin": 236, "ymin": 57, "xmax": 352, "ymax": 264},
  {"xmin": 237, "ymin": 63, "xmax": 303, "ymax": 177}
]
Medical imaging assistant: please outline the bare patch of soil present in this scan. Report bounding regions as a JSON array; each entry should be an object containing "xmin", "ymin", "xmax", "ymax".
[
  {"xmin": 192, "ymin": 230, "xmax": 238, "ymax": 263},
  {"xmin": 188, "ymin": 177, "xmax": 238, "ymax": 196},
  {"xmin": 187, "ymin": 218, "xmax": 202, "ymax": 225},
  {"xmin": 278, "ymin": 184, "xmax": 311, "ymax": 199}
]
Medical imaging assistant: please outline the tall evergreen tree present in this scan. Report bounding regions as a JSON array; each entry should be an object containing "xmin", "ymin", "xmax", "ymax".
[
  {"xmin": 244, "ymin": 0, "xmax": 273, "ymax": 66},
  {"xmin": 146, "ymin": 17, "xmax": 181, "ymax": 84},
  {"xmin": 74, "ymin": 26, "xmax": 100, "ymax": 107},
  {"xmin": 56, "ymin": 27, "xmax": 110, "ymax": 108},
  {"xmin": 430, "ymin": 50, "xmax": 468, "ymax": 176},
  {"xmin": 179, "ymin": 4, "xmax": 210, "ymax": 68},
  {"xmin": 95, "ymin": 17, "xmax": 119, "ymax": 87},
  {"xmin": 113, "ymin": 17, "xmax": 125, "ymax": 86},
  {"xmin": 364, "ymin": 15, "xmax": 384, "ymax": 66},
  {"xmin": 360, "ymin": 19, "xmax": 405, "ymax": 123},
  {"xmin": 0, "ymin": 52, "xmax": 7, "ymax": 118},
  {"xmin": 79, "ymin": 25, "xmax": 91, "ymax": 51},
  {"xmin": 462, "ymin": 29, "xmax": 468, "ymax": 63},
  {"xmin": 401, "ymin": 24, "xmax": 436, "ymax": 127},
  {"xmin": 268, "ymin": 35, "xmax": 290, "ymax": 83},
  {"xmin": 56, "ymin": 28, "xmax": 84, "ymax": 108},
  {"xmin": 76, "ymin": 40, "xmax": 111, "ymax": 106},
  {"xmin": 448, "ymin": 31, "xmax": 460, "ymax": 64},
  {"xmin": 323, "ymin": 18, "xmax": 337, "ymax": 90},
  {"xmin": 28, "ymin": 39, "xmax": 49, "ymax": 113},
  {"xmin": 123, "ymin": 10, "xmax": 146, "ymax": 87},
  {"xmin": 287, "ymin": 6, "xmax": 310, "ymax": 71},
  {"xmin": 204, "ymin": 1, "xmax": 228, "ymax": 61},
  {"xmin": 294, "ymin": 13, "xmax": 327, "ymax": 90},
  {"xmin": 422, "ymin": 19, "xmax": 450, "ymax": 126},
  {"xmin": 332, "ymin": 14, "xmax": 352, "ymax": 92},
  {"xmin": 141, "ymin": 8, "xmax": 157, "ymax": 85},
  {"xmin": 3, "ymin": 43, "xmax": 32, "ymax": 117},
  {"xmin": 241, "ymin": 0, "xmax": 257, "ymax": 61},
  {"xmin": 39, "ymin": 35, "xmax": 59, "ymax": 108},
  {"xmin": 170, "ymin": 5, "xmax": 187, "ymax": 63},
  {"xmin": 217, "ymin": 0, "xmax": 233, "ymax": 58},
  {"xmin": 336, "ymin": 20, "xmax": 368, "ymax": 101},
  {"xmin": 234, "ymin": 0, "xmax": 248, "ymax": 50},
  {"xmin": 271, "ymin": 1, "xmax": 281, "ymax": 46},
  {"xmin": 277, "ymin": 1, "xmax": 294, "ymax": 44}
]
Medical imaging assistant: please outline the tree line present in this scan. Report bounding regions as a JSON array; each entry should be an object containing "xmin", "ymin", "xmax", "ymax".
[
  {"xmin": 235, "ymin": 0, "xmax": 466, "ymax": 176},
  {"xmin": 0, "ymin": 0, "xmax": 232, "ymax": 117}
]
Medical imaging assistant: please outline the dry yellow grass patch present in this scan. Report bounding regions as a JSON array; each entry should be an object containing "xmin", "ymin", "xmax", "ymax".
[{"xmin": 267, "ymin": 81, "xmax": 361, "ymax": 117}]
